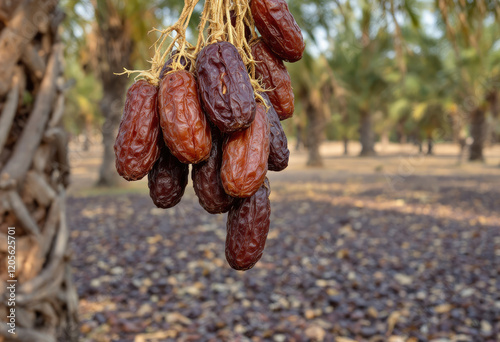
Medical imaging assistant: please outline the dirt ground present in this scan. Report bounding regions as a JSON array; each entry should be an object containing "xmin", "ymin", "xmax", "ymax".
[{"xmin": 67, "ymin": 140, "xmax": 500, "ymax": 342}]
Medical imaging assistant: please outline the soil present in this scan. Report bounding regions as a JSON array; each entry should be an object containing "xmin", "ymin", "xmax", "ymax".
[{"xmin": 68, "ymin": 140, "xmax": 500, "ymax": 342}]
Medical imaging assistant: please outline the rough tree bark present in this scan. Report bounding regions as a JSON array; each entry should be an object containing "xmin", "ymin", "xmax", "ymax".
[
  {"xmin": 469, "ymin": 107, "xmax": 485, "ymax": 161},
  {"xmin": 0, "ymin": 1, "xmax": 78, "ymax": 341},
  {"xmin": 359, "ymin": 109, "xmax": 376, "ymax": 156}
]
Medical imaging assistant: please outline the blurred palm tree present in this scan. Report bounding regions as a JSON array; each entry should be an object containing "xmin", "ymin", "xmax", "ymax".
[
  {"xmin": 289, "ymin": 53, "xmax": 335, "ymax": 166},
  {"xmin": 435, "ymin": 0, "xmax": 500, "ymax": 161},
  {"xmin": 290, "ymin": 0, "xmax": 421, "ymax": 157},
  {"xmin": 389, "ymin": 27, "xmax": 456, "ymax": 154}
]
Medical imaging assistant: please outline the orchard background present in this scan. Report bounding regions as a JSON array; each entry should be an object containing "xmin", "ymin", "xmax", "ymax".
[{"xmin": 1, "ymin": 0, "xmax": 499, "ymax": 341}]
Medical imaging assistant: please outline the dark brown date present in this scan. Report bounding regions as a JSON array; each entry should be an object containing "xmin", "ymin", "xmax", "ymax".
[
  {"xmin": 196, "ymin": 42, "xmax": 256, "ymax": 133},
  {"xmin": 251, "ymin": 0, "xmax": 305, "ymax": 62},
  {"xmin": 221, "ymin": 103, "xmax": 270, "ymax": 198},
  {"xmin": 225, "ymin": 179, "xmax": 271, "ymax": 271},
  {"xmin": 252, "ymin": 40, "xmax": 294, "ymax": 120},
  {"xmin": 148, "ymin": 146, "xmax": 189, "ymax": 209},
  {"xmin": 160, "ymin": 51, "xmax": 191, "ymax": 79},
  {"xmin": 192, "ymin": 127, "xmax": 235, "ymax": 214},
  {"xmin": 261, "ymin": 93, "xmax": 289, "ymax": 171},
  {"xmin": 159, "ymin": 70, "xmax": 212, "ymax": 164},
  {"xmin": 114, "ymin": 80, "xmax": 160, "ymax": 181}
]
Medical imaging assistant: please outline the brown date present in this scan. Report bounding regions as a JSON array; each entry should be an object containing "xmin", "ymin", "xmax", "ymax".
[
  {"xmin": 114, "ymin": 80, "xmax": 160, "ymax": 181},
  {"xmin": 251, "ymin": 0, "xmax": 305, "ymax": 62},
  {"xmin": 160, "ymin": 51, "xmax": 191, "ymax": 79},
  {"xmin": 252, "ymin": 40, "xmax": 294, "ymax": 120},
  {"xmin": 225, "ymin": 179, "xmax": 271, "ymax": 271},
  {"xmin": 148, "ymin": 146, "xmax": 189, "ymax": 209},
  {"xmin": 159, "ymin": 70, "xmax": 212, "ymax": 164},
  {"xmin": 192, "ymin": 127, "xmax": 235, "ymax": 214},
  {"xmin": 221, "ymin": 103, "xmax": 270, "ymax": 198},
  {"xmin": 261, "ymin": 93, "xmax": 289, "ymax": 171},
  {"xmin": 196, "ymin": 42, "xmax": 256, "ymax": 133}
]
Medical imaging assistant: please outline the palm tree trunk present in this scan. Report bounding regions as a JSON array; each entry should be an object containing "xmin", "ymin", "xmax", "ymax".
[
  {"xmin": 469, "ymin": 107, "xmax": 485, "ymax": 161},
  {"xmin": 96, "ymin": 77, "xmax": 129, "ymax": 187},
  {"xmin": 343, "ymin": 137, "xmax": 349, "ymax": 155},
  {"xmin": 486, "ymin": 90, "xmax": 498, "ymax": 145},
  {"xmin": 0, "ymin": 1, "xmax": 78, "ymax": 341},
  {"xmin": 91, "ymin": 4, "xmax": 134, "ymax": 187},
  {"xmin": 359, "ymin": 109, "xmax": 376, "ymax": 156},
  {"xmin": 306, "ymin": 102, "xmax": 324, "ymax": 166},
  {"xmin": 427, "ymin": 138, "xmax": 434, "ymax": 155}
]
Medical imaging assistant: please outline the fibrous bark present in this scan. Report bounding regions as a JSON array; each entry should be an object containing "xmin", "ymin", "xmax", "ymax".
[{"xmin": 0, "ymin": 1, "xmax": 79, "ymax": 341}]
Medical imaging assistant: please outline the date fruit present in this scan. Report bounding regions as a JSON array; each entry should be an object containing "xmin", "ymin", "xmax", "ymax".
[
  {"xmin": 114, "ymin": 80, "xmax": 160, "ymax": 181},
  {"xmin": 159, "ymin": 70, "xmax": 212, "ymax": 164},
  {"xmin": 196, "ymin": 42, "xmax": 256, "ymax": 133},
  {"xmin": 261, "ymin": 93, "xmax": 289, "ymax": 171},
  {"xmin": 192, "ymin": 127, "xmax": 235, "ymax": 214},
  {"xmin": 221, "ymin": 103, "xmax": 270, "ymax": 198},
  {"xmin": 148, "ymin": 146, "xmax": 189, "ymax": 209},
  {"xmin": 225, "ymin": 179, "xmax": 271, "ymax": 271},
  {"xmin": 251, "ymin": 0, "xmax": 305, "ymax": 62},
  {"xmin": 252, "ymin": 40, "xmax": 294, "ymax": 120}
]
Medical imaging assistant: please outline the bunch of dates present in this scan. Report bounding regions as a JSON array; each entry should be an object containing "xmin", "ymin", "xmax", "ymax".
[{"xmin": 114, "ymin": 0, "xmax": 304, "ymax": 271}]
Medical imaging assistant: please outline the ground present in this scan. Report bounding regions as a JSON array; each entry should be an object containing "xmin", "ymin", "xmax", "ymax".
[{"xmin": 67, "ymin": 140, "xmax": 500, "ymax": 342}]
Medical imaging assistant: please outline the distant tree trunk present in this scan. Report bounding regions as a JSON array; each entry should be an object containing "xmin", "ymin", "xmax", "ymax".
[
  {"xmin": 343, "ymin": 137, "xmax": 349, "ymax": 155},
  {"xmin": 0, "ymin": 1, "xmax": 78, "ymax": 341},
  {"xmin": 469, "ymin": 107, "xmax": 485, "ymax": 161},
  {"xmin": 359, "ymin": 109, "xmax": 376, "ymax": 156},
  {"xmin": 458, "ymin": 137, "xmax": 467, "ymax": 164},
  {"xmin": 486, "ymin": 90, "xmax": 498, "ymax": 145},
  {"xmin": 97, "ymin": 76, "xmax": 129, "ymax": 187},
  {"xmin": 90, "ymin": 5, "xmax": 134, "ymax": 186},
  {"xmin": 306, "ymin": 102, "xmax": 324, "ymax": 166},
  {"xmin": 295, "ymin": 122, "xmax": 303, "ymax": 151},
  {"xmin": 427, "ymin": 138, "xmax": 434, "ymax": 155},
  {"xmin": 397, "ymin": 121, "xmax": 406, "ymax": 144},
  {"xmin": 83, "ymin": 123, "xmax": 91, "ymax": 152}
]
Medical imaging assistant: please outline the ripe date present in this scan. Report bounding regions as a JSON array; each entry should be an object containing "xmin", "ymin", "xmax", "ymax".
[
  {"xmin": 225, "ymin": 179, "xmax": 271, "ymax": 271},
  {"xmin": 196, "ymin": 41, "xmax": 256, "ymax": 133},
  {"xmin": 251, "ymin": 0, "xmax": 305, "ymax": 62},
  {"xmin": 148, "ymin": 146, "xmax": 189, "ymax": 209},
  {"xmin": 221, "ymin": 103, "xmax": 270, "ymax": 198},
  {"xmin": 114, "ymin": 80, "xmax": 160, "ymax": 181},
  {"xmin": 159, "ymin": 70, "xmax": 212, "ymax": 164},
  {"xmin": 252, "ymin": 40, "xmax": 294, "ymax": 120},
  {"xmin": 192, "ymin": 127, "xmax": 235, "ymax": 214},
  {"xmin": 261, "ymin": 93, "xmax": 289, "ymax": 171}
]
